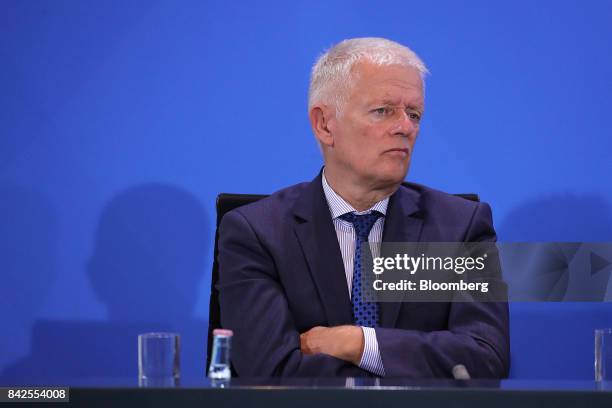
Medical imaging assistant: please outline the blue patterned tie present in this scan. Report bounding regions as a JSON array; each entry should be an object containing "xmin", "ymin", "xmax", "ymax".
[{"xmin": 339, "ymin": 211, "xmax": 382, "ymax": 328}]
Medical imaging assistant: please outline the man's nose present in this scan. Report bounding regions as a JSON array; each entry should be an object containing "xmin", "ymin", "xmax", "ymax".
[{"xmin": 392, "ymin": 110, "xmax": 418, "ymax": 137}]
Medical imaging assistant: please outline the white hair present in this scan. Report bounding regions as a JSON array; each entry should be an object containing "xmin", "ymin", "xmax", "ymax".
[{"xmin": 308, "ymin": 37, "xmax": 429, "ymax": 116}]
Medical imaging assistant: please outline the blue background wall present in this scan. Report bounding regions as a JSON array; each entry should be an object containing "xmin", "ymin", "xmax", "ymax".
[{"xmin": 1, "ymin": 0, "xmax": 612, "ymax": 381}]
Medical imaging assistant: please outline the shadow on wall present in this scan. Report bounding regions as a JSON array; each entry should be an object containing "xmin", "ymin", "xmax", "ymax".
[
  {"xmin": 0, "ymin": 184, "xmax": 58, "ymax": 376},
  {"xmin": 2, "ymin": 183, "xmax": 210, "ymax": 382},
  {"xmin": 498, "ymin": 193, "xmax": 612, "ymax": 379}
]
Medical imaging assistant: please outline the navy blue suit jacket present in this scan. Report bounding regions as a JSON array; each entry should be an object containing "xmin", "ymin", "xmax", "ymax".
[{"xmin": 217, "ymin": 173, "xmax": 510, "ymax": 378}]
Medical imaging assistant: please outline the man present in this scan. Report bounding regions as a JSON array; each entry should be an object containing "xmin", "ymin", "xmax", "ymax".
[{"xmin": 217, "ymin": 37, "xmax": 509, "ymax": 378}]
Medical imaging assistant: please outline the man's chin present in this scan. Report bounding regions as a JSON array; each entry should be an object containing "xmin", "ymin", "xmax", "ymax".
[
  {"xmin": 384, "ymin": 162, "xmax": 410, "ymax": 181},
  {"xmin": 369, "ymin": 167, "xmax": 410, "ymax": 190}
]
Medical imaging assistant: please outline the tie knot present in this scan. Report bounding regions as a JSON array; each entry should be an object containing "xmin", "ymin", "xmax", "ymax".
[{"xmin": 339, "ymin": 211, "xmax": 382, "ymax": 240}]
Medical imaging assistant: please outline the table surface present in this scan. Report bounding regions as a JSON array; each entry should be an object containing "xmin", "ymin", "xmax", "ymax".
[{"xmin": 4, "ymin": 376, "xmax": 611, "ymax": 388}]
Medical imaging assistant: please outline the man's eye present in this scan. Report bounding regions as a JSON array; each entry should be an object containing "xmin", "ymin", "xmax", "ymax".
[
  {"xmin": 374, "ymin": 107, "xmax": 392, "ymax": 115},
  {"xmin": 408, "ymin": 111, "xmax": 422, "ymax": 122}
]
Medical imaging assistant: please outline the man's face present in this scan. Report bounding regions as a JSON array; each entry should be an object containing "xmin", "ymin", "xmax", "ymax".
[{"xmin": 326, "ymin": 61, "xmax": 424, "ymax": 190}]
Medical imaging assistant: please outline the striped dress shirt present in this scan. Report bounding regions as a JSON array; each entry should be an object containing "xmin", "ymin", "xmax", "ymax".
[{"xmin": 321, "ymin": 172, "xmax": 386, "ymax": 377}]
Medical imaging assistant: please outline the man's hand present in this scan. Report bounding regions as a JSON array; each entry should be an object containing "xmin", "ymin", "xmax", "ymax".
[{"xmin": 300, "ymin": 325, "xmax": 364, "ymax": 365}]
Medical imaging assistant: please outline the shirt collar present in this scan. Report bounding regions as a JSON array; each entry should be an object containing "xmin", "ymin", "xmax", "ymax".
[{"xmin": 322, "ymin": 169, "xmax": 389, "ymax": 219}]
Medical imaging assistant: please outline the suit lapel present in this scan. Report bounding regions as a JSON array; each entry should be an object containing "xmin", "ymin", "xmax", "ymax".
[
  {"xmin": 292, "ymin": 173, "xmax": 354, "ymax": 326},
  {"xmin": 379, "ymin": 185, "xmax": 424, "ymax": 327}
]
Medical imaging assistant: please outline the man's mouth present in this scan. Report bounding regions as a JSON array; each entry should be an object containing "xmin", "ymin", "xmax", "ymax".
[{"xmin": 384, "ymin": 147, "xmax": 410, "ymax": 156}]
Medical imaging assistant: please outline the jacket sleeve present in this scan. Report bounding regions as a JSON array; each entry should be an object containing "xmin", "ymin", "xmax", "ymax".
[
  {"xmin": 217, "ymin": 209, "xmax": 372, "ymax": 377},
  {"xmin": 375, "ymin": 202, "xmax": 510, "ymax": 378}
]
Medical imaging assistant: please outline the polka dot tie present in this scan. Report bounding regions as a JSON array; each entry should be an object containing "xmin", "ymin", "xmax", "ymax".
[{"xmin": 339, "ymin": 211, "xmax": 382, "ymax": 328}]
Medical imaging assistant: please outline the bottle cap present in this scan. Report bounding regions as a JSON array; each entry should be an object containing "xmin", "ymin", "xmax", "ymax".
[{"xmin": 213, "ymin": 328, "xmax": 234, "ymax": 337}]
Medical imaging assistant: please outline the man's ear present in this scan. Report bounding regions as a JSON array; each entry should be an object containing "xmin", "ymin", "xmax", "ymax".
[{"xmin": 309, "ymin": 105, "xmax": 335, "ymax": 148}]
